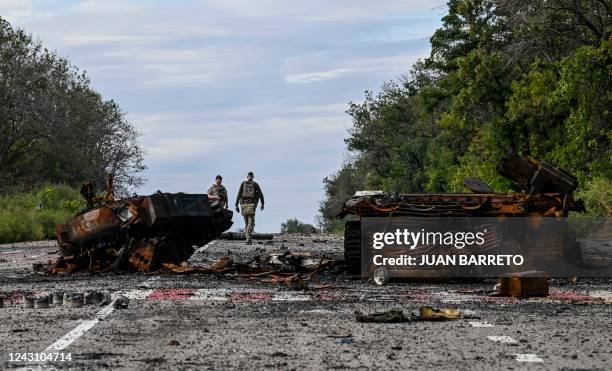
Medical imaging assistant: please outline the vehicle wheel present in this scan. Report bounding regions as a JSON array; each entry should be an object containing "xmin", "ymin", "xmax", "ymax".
[{"xmin": 344, "ymin": 220, "xmax": 361, "ymax": 274}]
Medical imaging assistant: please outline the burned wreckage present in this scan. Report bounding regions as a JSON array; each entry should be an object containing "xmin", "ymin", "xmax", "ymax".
[
  {"xmin": 337, "ymin": 154, "xmax": 586, "ymax": 274},
  {"xmin": 52, "ymin": 176, "xmax": 233, "ymax": 273}
]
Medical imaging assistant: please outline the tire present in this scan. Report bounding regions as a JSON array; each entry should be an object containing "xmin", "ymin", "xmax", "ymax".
[{"xmin": 344, "ymin": 220, "xmax": 361, "ymax": 274}]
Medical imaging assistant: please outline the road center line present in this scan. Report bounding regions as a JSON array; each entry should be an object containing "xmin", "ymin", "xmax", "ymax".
[
  {"xmin": 39, "ymin": 239, "xmax": 216, "ymax": 354},
  {"xmin": 514, "ymin": 353, "xmax": 544, "ymax": 362},
  {"xmin": 469, "ymin": 321, "xmax": 494, "ymax": 327},
  {"xmin": 487, "ymin": 335, "xmax": 517, "ymax": 343}
]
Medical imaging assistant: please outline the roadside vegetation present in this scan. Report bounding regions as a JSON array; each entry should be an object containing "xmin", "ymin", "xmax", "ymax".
[
  {"xmin": 281, "ymin": 218, "xmax": 317, "ymax": 234},
  {"xmin": 320, "ymin": 0, "xmax": 611, "ymax": 232},
  {"xmin": 0, "ymin": 17, "xmax": 145, "ymax": 196},
  {"xmin": 0, "ymin": 184, "xmax": 84, "ymax": 243},
  {"xmin": 0, "ymin": 18, "xmax": 145, "ymax": 243}
]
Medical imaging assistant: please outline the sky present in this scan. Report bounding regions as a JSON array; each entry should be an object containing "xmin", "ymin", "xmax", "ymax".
[{"xmin": 2, "ymin": 0, "xmax": 445, "ymax": 232}]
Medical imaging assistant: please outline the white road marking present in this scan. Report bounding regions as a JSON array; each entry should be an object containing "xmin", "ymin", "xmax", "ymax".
[
  {"xmin": 272, "ymin": 292, "xmax": 310, "ymax": 301},
  {"xmin": 514, "ymin": 353, "xmax": 544, "ymax": 362},
  {"xmin": 125, "ymin": 289, "xmax": 154, "ymax": 300},
  {"xmin": 44, "ymin": 289, "xmax": 143, "ymax": 352},
  {"xmin": 189, "ymin": 288, "xmax": 230, "ymax": 301},
  {"xmin": 487, "ymin": 335, "xmax": 517, "ymax": 343},
  {"xmin": 40, "ymin": 240, "xmax": 218, "ymax": 353},
  {"xmin": 588, "ymin": 290, "xmax": 612, "ymax": 304},
  {"xmin": 300, "ymin": 309, "xmax": 334, "ymax": 314},
  {"xmin": 469, "ymin": 321, "xmax": 494, "ymax": 327}
]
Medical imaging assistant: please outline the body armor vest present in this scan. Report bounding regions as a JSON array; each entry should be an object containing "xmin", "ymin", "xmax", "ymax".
[{"xmin": 242, "ymin": 181, "xmax": 255, "ymax": 198}]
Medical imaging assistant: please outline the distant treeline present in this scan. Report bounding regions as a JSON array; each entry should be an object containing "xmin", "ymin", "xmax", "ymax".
[
  {"xmin": 0, "ymin": 18, "xmax": 145, "ymax": 195},
  {"xmin": 319, "ymin": 0, "xmax": 611, "ymax": 232}
]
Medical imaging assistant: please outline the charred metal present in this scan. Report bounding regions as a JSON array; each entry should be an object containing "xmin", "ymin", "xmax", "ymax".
[{"xmin": 52, "ymin": 179, "xmax": 233, "ymax": 273}]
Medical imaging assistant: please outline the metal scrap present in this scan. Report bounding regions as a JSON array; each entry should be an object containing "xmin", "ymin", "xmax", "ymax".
[
  {"xmin": 498, "ymin": 271, "xmax": 549, "ymax": 297},
  {"xmin": 355, "ymin": 310, "xmax": 410, "ymax": 323},
  {"xmin": 160, "ymin": 251, "xmax": 334, "ymax": 287},
  {"xmin": 416, "ymin": 306, "xmax": 461, "ymax": 321}
]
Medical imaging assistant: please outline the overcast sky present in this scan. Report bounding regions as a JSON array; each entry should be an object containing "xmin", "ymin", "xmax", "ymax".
[{"xmin": 2, "ymin": 0, "xmax": 445, "ymax": 232}]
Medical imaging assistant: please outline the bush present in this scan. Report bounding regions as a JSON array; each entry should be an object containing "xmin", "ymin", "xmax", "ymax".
[
  {"xmin": 0, "ymin": 184, "xmax": 84, "ymax": 243},
  {"xmin": 281, "ymin": 218, "xmax": 317, "ymax": 234},
  {"xmin": 576, "ymin": 177, "xmax": 612, "ymax": 217}
]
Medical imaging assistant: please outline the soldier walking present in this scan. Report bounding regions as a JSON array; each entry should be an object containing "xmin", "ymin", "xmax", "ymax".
[
  {"xmin": 235, "ymin": 171, "xmax": 264, "ymax": 244},
  {"xmin": 207, "ymin": 174, "xmax": 228, "ymax": 209}
]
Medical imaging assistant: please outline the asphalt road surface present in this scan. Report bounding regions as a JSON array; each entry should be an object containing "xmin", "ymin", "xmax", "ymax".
[{"xmin": 1, "ymin": 235, "xmax": 611, "ymax": 370}]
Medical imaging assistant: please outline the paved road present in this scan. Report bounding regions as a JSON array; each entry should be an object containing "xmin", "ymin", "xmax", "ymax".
[{"xmin": 0, "ymin": 236, "xmax": 611, "ymax": 370}]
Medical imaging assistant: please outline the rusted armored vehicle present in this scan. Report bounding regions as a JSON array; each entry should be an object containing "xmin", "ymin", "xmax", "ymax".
[
  {"xmin": 337, "ymin": 154, "xmax": 585, "ymax": 273},
  {"xmin": 53, "ymin": 176, "xmax": 233, "ymax": 273}
]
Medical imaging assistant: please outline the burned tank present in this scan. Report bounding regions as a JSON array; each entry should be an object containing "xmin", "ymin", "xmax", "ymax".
[
  {"xmin": 52, "ymin": 176, "xmax": 233, "ymax": 273},
  {"xmin": 337, "ymin": 154, "xmax": 585, "ymax": 274}
]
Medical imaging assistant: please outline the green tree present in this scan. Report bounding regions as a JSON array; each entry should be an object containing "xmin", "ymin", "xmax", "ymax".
[
  {"xmin": 0, "ymin": 17, "xmax": 145, "ymax": 194},
  {"xmin": 281, "ymin": 218, "xmax": 317, "ymax": 234}
]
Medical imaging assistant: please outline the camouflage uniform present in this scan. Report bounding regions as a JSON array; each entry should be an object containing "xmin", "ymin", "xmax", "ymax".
[
  {"xmin": 235, "ymin": 180, "xmax": 264, "ymax": 242},
  {"xmin": 207, "ymin": 184, "xmax": 228, "ymax": 209}
]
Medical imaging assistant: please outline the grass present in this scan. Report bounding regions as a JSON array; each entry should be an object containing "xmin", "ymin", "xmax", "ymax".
[{"xmin": 0, "ymin": 184, "xmax": 84, "ymax": 243}]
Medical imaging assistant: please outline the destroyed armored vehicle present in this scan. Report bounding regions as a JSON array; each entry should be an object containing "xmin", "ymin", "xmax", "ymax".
[
  {"xmin": 53, "ymin": 176, "xmax": 233, "ymax": 273},
  {"xmin": 337, "ymin": 154, "xmax": 585, "ymax": 273}
]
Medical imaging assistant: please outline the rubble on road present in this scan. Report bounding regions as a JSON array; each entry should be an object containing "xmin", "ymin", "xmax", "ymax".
[
  {"xmin": 356, "ymin": 306, "xmax": 464, "ymax": 323},
  {"xmin": 355, "ymin": 310, "xmax": 410, "ymax": 323},
  {"xmin": 416, "ymin": 306, "xmax": 461, "ymax": 321},
  {"xmin": 160, "ymin": 251, "xmax": 334, "ymax": 288}
]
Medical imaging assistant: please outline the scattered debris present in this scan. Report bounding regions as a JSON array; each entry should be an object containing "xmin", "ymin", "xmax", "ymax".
[
  {"xmin": 355, "ymin": 310, "xmax": 410, "ymax": 323},
  {"xmin": 52, "ymin": 291, "xmax": 64, "ymax": 305},
  {"xmin": 498, "ymin": 271, "xmax": 549, "ymax": 297},
  {"xmin": 66, "ymin": 293, "xmax": 84, "ymax": 308},
  {"xmin": 416, "ymin": 306, "xmax": 461, "ymax": 321},
  {"xmin": 85, "ymin": 291, "xmax": 104, "ymax": 305},
  {"xmin": 373, "ymin": 267, "xmax": 389, "ymax": 286},
  {"xmin": 23, "ymin": 296, "xmax": 34, "ymax": 309},
  {"xmin": 160, "ymin": 251, "xmax": 334, "ymax": 287},
  {"xmin": 113, "ymin": 295, "xmax": 129, "ymax": 309},
  {"xmin": 100, "ymin": 291, "xmax": 112, "ymax": 306},
  {"xmin": 33, "ymin": 295, "xmax": 50, "ymax": 309}
]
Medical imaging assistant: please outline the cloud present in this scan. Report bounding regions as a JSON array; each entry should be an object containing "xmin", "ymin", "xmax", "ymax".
[
  {"xmin": 285, "ymin": 68, "xmax": 356, "ymax": 84},
  {"xmin": 3, "ymin": 0, "xmax": 443, "ymax": 230}
]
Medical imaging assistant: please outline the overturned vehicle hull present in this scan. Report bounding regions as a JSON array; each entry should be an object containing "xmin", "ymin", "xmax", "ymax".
[{"xmin": 54, "ymin": 192, "xmax": 233, "ymax": 273}]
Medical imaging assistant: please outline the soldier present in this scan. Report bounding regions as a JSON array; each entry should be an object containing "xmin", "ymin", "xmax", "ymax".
[
  {"xmin": 235, "ymin": 171, "xmax": 264, "ymax": 244},
  {"xmin": 207, "ymin": 175, "xmax": 228, "ymax": 209}
]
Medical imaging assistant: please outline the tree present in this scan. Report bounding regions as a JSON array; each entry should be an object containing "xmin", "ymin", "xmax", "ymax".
[
  {"xmin": 319, "ymin": 0, "xmax": 612, "ymax": 231},
  {"xmin": 281, "ymin": 218, "xmax": 317, "ymax": 234},
  {"xmin": 0, "ymin": 17, "xmax": 145, "ymax": 194}
]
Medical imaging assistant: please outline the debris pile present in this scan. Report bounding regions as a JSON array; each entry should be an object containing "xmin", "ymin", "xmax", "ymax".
[
  {"xmin": 161, "ymin": 251, "xmax": 334, "ymax": 288},
  {"xmin": 355, "ymin": 306, "xmax": 463, "ymax": 323}
]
